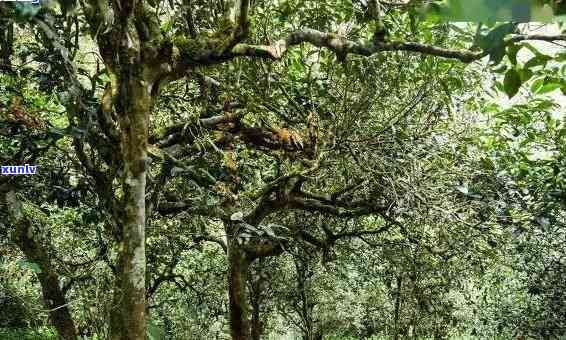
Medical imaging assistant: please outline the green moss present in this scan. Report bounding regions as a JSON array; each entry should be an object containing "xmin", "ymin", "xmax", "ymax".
[
  {"xmin": 172, "ymin": 19, "xmax": 237, "ymax": 59},
  {"xmin": 173, "ymin": 35, "xmax": 203, "ymax": 52},
  {"xmin": 216, "ymin": 17, "xmax": 235, "ymax": 36}
]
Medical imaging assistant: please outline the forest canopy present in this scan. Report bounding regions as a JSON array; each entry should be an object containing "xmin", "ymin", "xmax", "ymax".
[{"xmin": 0, "ymin": 0, "xmax": 565, "ymax": 339}]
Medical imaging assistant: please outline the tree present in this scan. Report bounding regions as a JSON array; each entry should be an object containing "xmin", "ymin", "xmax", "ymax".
[
  {"xmin": 470, "ymin": 55, "xmax": 566, "ymax": 337},
  {"xmin": 1, "ymin": 0, "xmax": 565, "ymax": 339}
]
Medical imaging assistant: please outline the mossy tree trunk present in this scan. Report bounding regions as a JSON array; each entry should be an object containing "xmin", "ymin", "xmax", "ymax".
[
  {"xmin": 250, "ymin": 272, "xmax": 264, "ymax": 340},
  {"xmin": 78, "ymin": 0, "xmax": 254, "ymax": 337},
  {"xmin": 1, "ymin": 191, "xmax": 78, "ymax": 340},
  {"xmin": 227, "ymin": 240, "xmax": 252, "ymax": 340},
  {"xmin": 108, "ymin": 69, "xmax": 152, "ymax": 340}
]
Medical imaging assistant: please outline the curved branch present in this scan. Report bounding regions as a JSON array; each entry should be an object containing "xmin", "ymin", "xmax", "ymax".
[
  {"xmin": 229, "ymin": 28, "xmax": 566, "ymax": 63},
  {"xmin": 194, "ymin": 235, "xmax": 228, "ymax": 253}
]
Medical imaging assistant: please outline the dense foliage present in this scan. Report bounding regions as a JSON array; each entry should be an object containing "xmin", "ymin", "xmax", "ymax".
[{"xmin": 0, "ymin": 0, "xmax": 565, "ymax": 339}]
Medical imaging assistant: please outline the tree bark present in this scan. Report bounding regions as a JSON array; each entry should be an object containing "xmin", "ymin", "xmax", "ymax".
[
  {"xmin": 393, "ymin": 275, "xmax": 403, "ymax": 340},
  {"xmin": 0, "ymin": 17, "xmax": 13, "ymax": 72},
  {"xmin": 250, "ymin": 263, "xmax": 264, "ymax": 340},
  {"xmin": 36, "ymin": 269, "xmax": 78, "ymax": 340},
  {"xmin": 295, "ymin": 255, "xmax": 319, "ymax": 340},
  {"xmin": 228, "ymin": 242, "xmax": 252, "ymax": 340},
  {"xmin": 250, "ymin": 292, "xmax": 262, "ymax": 340},
  {"xmin": 2, "ymin": 191, "xmax": 78, "ymax": 340},
  {"xmin": 109, "ymin": 73, "xmax": 151, "ymax": 340}
]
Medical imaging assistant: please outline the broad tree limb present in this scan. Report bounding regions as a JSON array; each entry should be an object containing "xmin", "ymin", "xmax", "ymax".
[{"xmin": 229, "ymin": 29, "xmax": 566, "ymax": 63}]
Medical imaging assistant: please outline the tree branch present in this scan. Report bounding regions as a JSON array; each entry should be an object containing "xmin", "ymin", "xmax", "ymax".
[
  {"xmin": 288, "ymin": 195, "xmax": 388, "ymax": 218},
  {"xmin": 243, "ymin": 237, "xmax": 285, "ymax": 260},
  {"xmin": 229, "ymin": 29, "xmax": 566, "ymax": 63},
  {"xmin": 156, "ymin": 200, "xmax": 227, "ymax": 219},
  {"xmin": 224, "ymin": 0, "xmax": 251, "ymax": 49},
  {"xmin": 194, "ymin": 235, "xmax": 228, "ymax": 253},
  {"xmin": 151, "ymin": 113, "xmax": 312, "ymax": 154}
]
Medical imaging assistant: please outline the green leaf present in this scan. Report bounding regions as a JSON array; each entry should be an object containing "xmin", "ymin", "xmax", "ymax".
[
  {"xmin": 483, "ymin": 102, "xmax": 500, "ymax": 113},
  {"xmin": 531, "ymin": 78, "xmax": 545, "ymax": 93},
  {"xmin": 476, "ymin": 23, "xmax": 517, "ymax": 65},
  {"xmin": 506, "ymin": 43, "xmax": 521, "ymax": 65},
  {"xmin": 478, "ymin": 23, "xmax": 516, "ymax": 51},
  {"xmin": 489, "ymin": 45, "xmax": 507, "ymax": 65},
  {"xmin": 518, "ymin": 68, "xmax": 533, "ymax": 83},
  {"xmin": 503, "ymin": 69, "xmax": 522, "ymax": 98},
  {"xmin": 537, "ymin": 82, "xmax": 562, "ymax": 94},
  {"xmin": 524, "ymin": 54, "xmax": 552, "ymax": 69}
]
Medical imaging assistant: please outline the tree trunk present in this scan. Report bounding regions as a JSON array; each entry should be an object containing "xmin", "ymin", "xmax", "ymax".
[
  {"xmin": 250, "ymin": 263, "xmax": 264, "ymax": 340},
  {"xmin": 250, "ymin": 295, "xmax": 262, "ymax": 340},
  {"xmin": 2, "ymin": 191, "xmax": 78, "ymax": 340},
  {"xmin": 393, "ymin": 275, "xmax": 403, "ymax": 340},
  {"xmin": 296, "ymin": 256, "xmax": 317, "ymax": 340},
  {"xmin": 0, "ymin": 18, "xmax": 13, "ymax": 72},
  {"xmin": 228, "ymin": 242, "xmax": 252, "ymax": 340},
  {"xmin": 109, "ymin": 74, "xmax": 151, "ymax": 340},
  {"xmin": 37, "ymin": 271, "xmax": 78, "ymax": 340}
]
